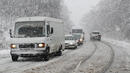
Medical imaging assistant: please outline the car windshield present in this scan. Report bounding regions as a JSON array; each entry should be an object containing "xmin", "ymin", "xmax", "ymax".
[
  {"xmin": 14, "ymin": 21, "xmax": 45, "ymax": 38},
  {"xmin": 92, "ymin": 32, "xmax": 100, "ymax": 34},
  {"xmin": 65, "ymin": 36, "xmax": 75, "ymax": 40}
]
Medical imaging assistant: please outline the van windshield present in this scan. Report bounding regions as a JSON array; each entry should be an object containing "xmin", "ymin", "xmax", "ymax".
[
  {"xmin": 73, "ymin": 34, "xmax": 81, "ymax": 40},
  {"xmin": 72, "ymin": 29, "xmax": 83, "ymax": 33},
  {"xmin": 14, "ymin": 21, "xmax": 45, "ymax": 38}
]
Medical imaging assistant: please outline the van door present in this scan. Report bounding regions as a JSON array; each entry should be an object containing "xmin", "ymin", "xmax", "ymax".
[
  {"xmin": 50, "ymin": 22, "xmax": 59, "ymax": 52},
  {"xmin": 47, "ymin": 24, "xmax": 56, "ymax": 53}
]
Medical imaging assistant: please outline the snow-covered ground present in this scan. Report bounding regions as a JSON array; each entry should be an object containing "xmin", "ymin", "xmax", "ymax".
[
  {"xmin": 0, "ymin": 49, "xmax": 10, "ymax": 55},
  {"xmin": 0, "ymin": 49, "xmax": 10, "ymax": 59},
  {"xmin": 103, "ymin": 38, "xmax": 130, "ymax": 73},
  {"xmin": 104, "ymin": 38, "xmax": 130, "ymax": 55},
  {"xmin": 104, "ymin": 38, "xmax": 130, "ymax": 49},
  {"xmin": 23, "ymin": 41, "xmax": 96, "ymax": 73},
  {"xmin": 0, "ymin": 38, "xmax": 130, "ymax": 73}
]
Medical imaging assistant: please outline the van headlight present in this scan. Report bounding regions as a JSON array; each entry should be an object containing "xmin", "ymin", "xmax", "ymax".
[
  {"xmin": 11, "ymin": 44, "xmax": 17, "ymax": 48},
  {"xmin": 38, "ymin": 43, "xmax": 45, "ymax": 48}
]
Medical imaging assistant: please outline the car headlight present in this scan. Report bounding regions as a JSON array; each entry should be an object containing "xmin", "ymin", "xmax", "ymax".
[
  {"xmin": 80, "ymin": 39, "xmax": 83, "ymax": 42},
  {"xmin": 70, "ymin": 43, "xmax": 73, "ymax": 45},
  {"xmin": 38, "ymin": 43, "xmax": 45, "ymax": 48},
  {"xmin": 11, "ymin": 44, "xmax": 17, "ymax": 48}
]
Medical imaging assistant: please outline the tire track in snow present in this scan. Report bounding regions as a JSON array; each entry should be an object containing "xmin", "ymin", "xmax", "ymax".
[
  {"xmin": 72, "ymin": 42, "xmax": 97, "ymax": 73},
  {"xmin": 60, "ymin": 42, "xmax": 97, "ymax": 73},
  {"xmin": 73, "ymin": 41, "xmax": 115, "ymax": 73},
  {"xmin": 96, "ymin": 41, "xmax": 115, "ymax": 73}
]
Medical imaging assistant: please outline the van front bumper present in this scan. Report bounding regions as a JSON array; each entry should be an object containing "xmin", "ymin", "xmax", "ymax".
[{"xmin": 10, "ymin": 50, "xmax": 46, "ymax": 57}]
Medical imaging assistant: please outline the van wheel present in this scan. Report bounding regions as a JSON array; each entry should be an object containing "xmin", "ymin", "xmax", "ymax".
[
  {"xmin": 44, "ymin": 55, "xmax": 49, "ymax": 61},
  {"xmin": 11, "ymin": 55, "xmax": 18, "ymax": 61},
  {"xmin": 44, "ymin": 48, "xmax": 50, "ymax": 61},
  {"xmin": 56, "ymin": 50, "xmax": 62, "ymax": 56}
]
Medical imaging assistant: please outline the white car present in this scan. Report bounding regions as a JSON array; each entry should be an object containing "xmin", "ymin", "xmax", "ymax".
[
  {"xmin": 9, "ymin": 17, "xmax": 65, "ymax": 61},
  {"xmin": 65, "ymin": 35, "xmax": 77, "ymax": 49}
]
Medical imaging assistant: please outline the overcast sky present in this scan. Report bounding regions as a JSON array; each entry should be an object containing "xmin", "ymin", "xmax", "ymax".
[{"xmin": 64, "ymin": 0, "xmax": 101, "ymax": 25}]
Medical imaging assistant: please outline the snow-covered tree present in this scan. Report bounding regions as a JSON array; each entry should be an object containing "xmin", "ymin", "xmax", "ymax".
[
  {"xmin": 82, "ymin": 0, "xmax": 130, "ymax": 40},
  {"xmin": 0, "ymin": 0, "xmax": 72, "ymax": 34}
]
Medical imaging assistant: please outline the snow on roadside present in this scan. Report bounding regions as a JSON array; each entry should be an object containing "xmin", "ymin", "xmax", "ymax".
[
  {"xmin": 0, "ymin": 49, "xmax": 10, "ymax": 55},
  {"xmin": 103, "ymin": 38, "xmax": 130, "ymax": 48},
  {"xmin": 103, "ymin": 38, "xmax": 130, "ymax": 55},
  {"xmin": 0, "ymin": 49, "xmax": 10, "ymax": 58}
]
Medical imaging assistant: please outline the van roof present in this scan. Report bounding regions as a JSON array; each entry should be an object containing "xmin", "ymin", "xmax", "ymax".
[{"xmin": 15, "ymin": 16, "xmax": 63, "ymax": 23}]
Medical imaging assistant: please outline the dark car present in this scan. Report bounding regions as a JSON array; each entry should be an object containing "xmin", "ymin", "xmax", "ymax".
[{"xmin": 90, "ymin": 31, "xmax": 101, "ymax": 41}]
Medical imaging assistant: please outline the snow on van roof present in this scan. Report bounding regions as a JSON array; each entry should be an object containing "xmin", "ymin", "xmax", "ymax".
[
  {"xmin": 72, "ymin": 25, "xmax": 83, "ymax": 29},
  {"xmin": 15, "ymin": 16, "xmax": 63, "ymax": 23}
]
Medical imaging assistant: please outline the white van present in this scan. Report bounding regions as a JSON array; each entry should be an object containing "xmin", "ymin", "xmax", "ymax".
[{"xmin": 9, "ymin": 17, "xmax": 65, "ymax": 61}]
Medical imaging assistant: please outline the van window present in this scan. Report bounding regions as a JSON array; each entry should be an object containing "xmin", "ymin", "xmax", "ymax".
[
  {"xmin": 15, "ymin": 21, "xmax": 45, "ymax": 38},
  {"xmin": 47, "ymin": 25, "xmax": 50, "ymax": 35}
]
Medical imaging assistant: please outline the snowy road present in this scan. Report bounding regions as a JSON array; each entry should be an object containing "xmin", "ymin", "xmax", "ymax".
[{"xmin": 0, "ymin": 39, "xmax": 130, "ymax": 73}]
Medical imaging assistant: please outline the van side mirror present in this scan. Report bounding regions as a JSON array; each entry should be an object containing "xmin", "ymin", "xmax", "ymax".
[
  {"xmin": 51, "ymin": 27, "xmax": 54, "ymax": 34},
  {"xmin": 9, "ymin": 29, "xmax": 13, "ymax": 38}
]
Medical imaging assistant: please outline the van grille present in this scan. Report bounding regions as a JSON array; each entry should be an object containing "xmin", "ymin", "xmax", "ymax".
[{"xmin": 19, "ymin": 44, "xmax": 35, "ymax": 48}]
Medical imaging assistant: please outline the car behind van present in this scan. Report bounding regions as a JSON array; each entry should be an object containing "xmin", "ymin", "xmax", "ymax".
[{"xmin": 65, "ymin": 35, "xmax": 77, "ymax": 49}]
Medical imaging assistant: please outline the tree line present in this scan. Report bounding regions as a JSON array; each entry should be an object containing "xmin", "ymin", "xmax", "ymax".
[
  {"xmin": 0, "ymin": 0, "xmax": 72, "ymax": 34},
  {"xmin": 82, "ymin": 0, "xmax": 130, "ymax": 40}
]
